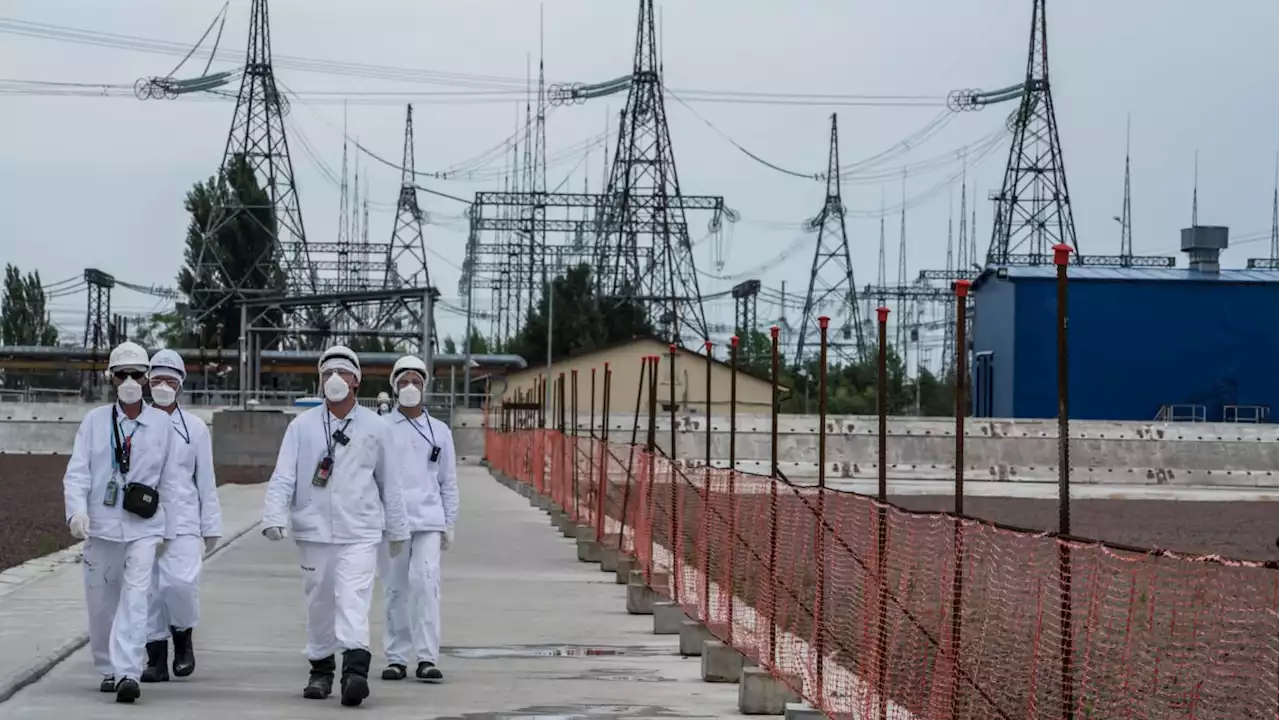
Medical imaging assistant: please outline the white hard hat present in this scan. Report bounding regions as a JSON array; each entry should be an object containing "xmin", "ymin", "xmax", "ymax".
[
  {"xmin": 376, "ymin": 391, "xmax": 390, "ymax": 402},
  {"xmin": 318, "ymin": 345, "xmax": 361, "ymax": 380},
  {"xmin": 390, "ymin": 355, "xmax": 427, "ymax": 391},
  {"xmin": 107, "ymin": 341, "xmax": 149, "ymax": 372},
  {"xmin": 148, "ymin": 348, "xmax": 186, "ymax": 381}
]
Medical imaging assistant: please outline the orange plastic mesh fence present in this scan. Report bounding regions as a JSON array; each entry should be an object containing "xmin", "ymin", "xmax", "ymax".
[{"xmin": 487, "ymin": 429, "xmax": 1279, "ymax": 720}]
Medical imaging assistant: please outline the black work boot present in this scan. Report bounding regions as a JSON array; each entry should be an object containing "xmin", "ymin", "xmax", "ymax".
[
  {"xmin": 99, "ymin": 676, "xmax": 116, "ymax": 693},
  {"xmin": 416, "ymin": 661, "xmax": 443, "ymax": 682},
  {"xmin": 380, "ymin": 663, "xmax": 407, "ymax": 680},
  {"xmin": 115, "ymin": 677, "xmax": 141, "ymax": 703},
  {"xmin": 339, "ymin": 649, "xmax": 372, "ymax": 707},
  {"xmin": 170, "ymin": 626, "xmax": 195, "ymax": 677},
  {"xmin": 302, "ymin": 655, "xmax": 336, "ymax": 700},
  {"xmin": 140, "ymin": 640, "xmax": 170, "ymax": 683}
]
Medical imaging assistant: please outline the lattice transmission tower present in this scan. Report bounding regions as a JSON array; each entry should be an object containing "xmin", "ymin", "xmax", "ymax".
[
  {"xmin": 378, "ymin": 104, "xmax": 435, "ymax": 344},
  {"xmin": 986, "ymin": 0, "xmax": 1079, "ymax": 265},
  {"xmin": 796, "ymin": 113, "xmax": 865, "ymax": 365},
  {"xmin": 192, "ymin": 0, "xmax": 312, "ymax": 323},
  {"xmin": 592, "ymin": 0, "xmax": 708, "ymax": 343}
]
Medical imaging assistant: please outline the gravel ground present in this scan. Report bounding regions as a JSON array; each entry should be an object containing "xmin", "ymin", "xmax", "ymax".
[
  {"xmin": 0, "ymin": 454, "xmax": 270, "ymax": 572},
  {"xmin": 888, "ymin": 495, "xmax": 1279, "ymax": 563}
]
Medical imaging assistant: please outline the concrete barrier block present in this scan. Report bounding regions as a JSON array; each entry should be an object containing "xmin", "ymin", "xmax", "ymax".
[
  {"xmin": 575, "ymin": 525, "xmax": 601, "ymax": 563},
  {"xmin": 652, "ymin": 601, "xmax": 685, "ymax": 634},
  {"xmin": 599, "ymin": 547, "xmax": 618, "ymax": 572},
  {"xmin": 783, "ymin": 703, "xmax": 824, "ymax": 720},
  {"xmin": 534, "ymin": 493, "xmax": 552, "ymax": 510},
  {"xmin": 518, "ymin": 483, "xmax": 533, "ymax": 498},
  {"xmin": 559, "ymin": 516, "xmax": 577, "ymax": 538},
  {"xmin": 701, "ymin": 639, "xmax": 746, "ymax": 683},
  {"xmin": 739, "ymin": 667, "xmax": 801, "ymax": 715},
  {"xmin": 615, "ymin": 554, "xmax": 635, "ymax": 584},
  {"xmin": 549, "ymin": 509, "xmax": 566, "ymax": 528},
  {"xmin": 679, "ymin": 619, "xmax": 716, "ymax": 656},
  {"xmin": 625, "ymin": 569, "xmax": 669, "ymax": 615}
]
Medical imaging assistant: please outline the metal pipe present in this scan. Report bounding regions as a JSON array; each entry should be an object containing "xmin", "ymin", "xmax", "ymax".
[
  {"xmin": 597, "ymin": 363, "xmax": 613, "ymax": 544},
  {"xmin": 619, "ymin": 358, "xmax": 647, "ymax": 551},
  {"xmin": 766, "ymin": 326, "xmax": 780, "ymax": 666},
  {"xmin": 950, "ymin": 280, "xmax": 971, "ymax": 720},
  {"xmin": 727, "ymin": 335, "xmax": 739, "ymax": 646},
  {"xmin": 1054, "ymin": 242, "xmax": 1075, "ymax": 720},
  {"xmin": 701, "ymin": 340, "xmax": 713, "ymax": 622},
  {"xmin": 815, "ymin": 316, "xmax": 830, "ymax": 692},
  {"xmin": 667, "ymin": 344, "xmax": 679, "ymax": 605},
  {"xmin": 645, "ymin": 356, "xmax": 659, "ymax": 580},
  {"xmin": 589, "ymin": 367, "xmax": 598, "ymax": 538},
  {"xmin": 875, "ymin": 305, "xmax": 890, "ymax": 720},
  {"xmin": 422, "ymin": 288, "xmax": 435, "ymax": 390},
  {"xmin": 571, "ymin": 369, "xmax": 580, "ymax": 520}
]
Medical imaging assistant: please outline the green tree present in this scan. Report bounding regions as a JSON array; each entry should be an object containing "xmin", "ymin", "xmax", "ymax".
[
  {"xmin": 442, "ymin": 336, "xmax": 457, "ymax": 354},
  {"xmin": 1, "ymin": 265, "xmax": 59, "ymax": 346},
  {"xmin": 507, "ymin": 263, "xmax": 652, "ymax": 363},
  {"xmin": 177, "ymin": 154, "xmax": 286, "ymax": 350}
]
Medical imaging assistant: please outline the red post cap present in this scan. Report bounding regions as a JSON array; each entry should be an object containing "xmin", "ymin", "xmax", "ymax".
[
  {"xmin": 704, "ymin": 340, "xmax": 713, "ymax": 351},
  {"xmin": 818, "ymin": 316, "xmax": 830, "ymax": 329},
  {"xmin": 770, "ymin": 325, "xmax": 780, "ymax": 338},
  {"xmin": 955, "ymin": 279, "xmax": 971, "ymax": 298},
  {"xmin": 1053, "ymin": 243, "xmax": 1073, "ymax": 266},
  {"xmin": 668, "ymin": 344, "xmax": 677, "ymax": 354},
  {"xmin": 730, "ymin": 335, "xmax": 740, "ymax": 347},
  {"xmin": 591, "ymin": 367, "xmax": 596, "ymax": 375},
  {"xmin": 876, "ymin": 306, "xmax": 891, "ymax": 322},
  {"xmin": 604, "ymin": 362, "xmax": 610, "ymax": 369}
]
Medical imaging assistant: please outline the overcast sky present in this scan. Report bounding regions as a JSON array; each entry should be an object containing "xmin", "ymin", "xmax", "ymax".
[{"xmin": 0, "ymin": 0, "xmax": 1276, "ymax": 359}]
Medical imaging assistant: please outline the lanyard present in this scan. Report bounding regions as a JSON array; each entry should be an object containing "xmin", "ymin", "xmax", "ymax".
[
  {"xmin": 405, "ymin": 414, "xmax": 438, "ymax": 448},
  {"xmin": 172, "ymin": 407, "xmax": 191, "ymax": 445},
  {"xmin": 322, "ymin": 412, "xmax": 354, "ymax": 458},
  {"xmin": 111, "ymin": 404, "xmax": 142, "ymax": 475}
]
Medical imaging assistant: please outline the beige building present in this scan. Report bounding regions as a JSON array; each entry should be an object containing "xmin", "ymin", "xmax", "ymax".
[{"xmin": 496, "ymin": 336, "xmax": 785, "ymax": 416}]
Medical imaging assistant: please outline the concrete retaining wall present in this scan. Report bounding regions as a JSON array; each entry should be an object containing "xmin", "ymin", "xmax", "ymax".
[{"xmin": 3, "ymin": 404, "xmax": 1275, "ymax": 489}]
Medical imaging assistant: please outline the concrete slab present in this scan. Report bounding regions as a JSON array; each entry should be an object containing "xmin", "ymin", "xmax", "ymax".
[
  {"xmin": 784, "ymin": 702, "xmax": 824, "ymax": 720},
  {"xmin": 599, "ymin": 547, "xmax": 619, "ymax": 572},
  {"xmin": 652, "ymin": 602, "xmax": 685, "ymax": 634},
  {"xmin": 679, "ymin": 620, "xmax": 716, "ymax": 656},
  {"xmin": 701, "ymin": 639, "xmax": 748, "ymax": 683},
  {"xmin": 0, "ymin": 483, "xmax": 268, "ymax": 704},
  {"xmin": 739, "ymin": 666, "xmax": 800, "ymax": 714},
  {"xmin": 615, "ymin": 555, "xmax": 636, "ymax": 585},
  {"xmin": 575, "ymin": 526, "xmax": 601, "ymax": 563},
  {"xmin": 0, "ymin": 466, "xmax": 746, "ymax": 718}
]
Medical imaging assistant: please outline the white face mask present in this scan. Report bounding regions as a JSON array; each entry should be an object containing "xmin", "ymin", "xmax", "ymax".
[
  {"xmin": 117, "ymin": 377, "xmax": 143, "ymax": 404},
  {"xmin": 397, "ymin": 385, "xmax": 422, "ymax": 408},
  {"xmin": 323, "ymin": 372, "xmax": 350, "ymax": 402},
  {"xmin": 151, "ymin": 384, "xmax": 177, "ymax": 407}
]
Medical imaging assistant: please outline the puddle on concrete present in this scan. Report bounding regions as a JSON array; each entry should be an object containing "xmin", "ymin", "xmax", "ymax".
[
  {"xmin": 551, "ymin": 668, "xmax": 674, "ymax": 683},
  {"xmin": 443, "ymin": 645, "xmax": 668, "ymax": 660},
  {"xmin": 432, "ymin": 705, "xmax": 709, "ymax": 720}
]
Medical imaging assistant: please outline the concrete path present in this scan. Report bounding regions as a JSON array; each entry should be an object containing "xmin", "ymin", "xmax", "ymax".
[{"xmin": 0, "ymin": 466, "xmax": 744, "ymax": 719}]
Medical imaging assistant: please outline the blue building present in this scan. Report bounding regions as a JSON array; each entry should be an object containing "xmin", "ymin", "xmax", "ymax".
[{"xmin": 969, "ymin": 228, "xmax": 1278, "ymax": 422}]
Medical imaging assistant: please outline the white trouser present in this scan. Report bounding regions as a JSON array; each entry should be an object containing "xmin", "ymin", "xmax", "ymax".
[
  {"xmin": 146, "ymin": 534, "xmax": 204, "ymax": 642},
  {"xmin": 297, "ymin": 540, "xmax": 379, "ymax": 661},
  {"xmin": 378, "ymin": 530, "xmax": 443, "ymax": 666},
  {"xmin": 83, "ymin": 535, "xmax": 162, "ymax": 681}
]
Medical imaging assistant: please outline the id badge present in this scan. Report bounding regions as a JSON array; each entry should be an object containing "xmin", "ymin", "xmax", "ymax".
[
  {"xmin": 104, "ymin": 480, "xmax": 119, "ymax": 507},
  {"xmin": 429, "ymin": 446, "xmax": 441, "ymax": 463},
  {"xmin": 312, "ymin": 456, "xmax": 333, "ymax": 488}
]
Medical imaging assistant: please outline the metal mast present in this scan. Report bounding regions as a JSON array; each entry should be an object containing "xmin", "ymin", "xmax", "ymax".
[
  {"xmin": 986, "ymin": 0, "xmax": 1079, "ymax": 265},
  {"xmin": 796, "ymin": 113, "xmax": 865, "ymax": 365},
  {"xmin": 1118, "ymin": 115, "xmax": 1133, "ymax": 264},
  {"xmin": 593, "ymin": 0, "xmax": 707, "ymax": 343}
]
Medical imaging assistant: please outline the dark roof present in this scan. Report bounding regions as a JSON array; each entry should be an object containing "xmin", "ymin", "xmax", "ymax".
[
  {"xmin": 972, "ymin": 265, "xmax": 1277, "ymax": 292},
  {"xmin": 512, "ymin": 334, "xmax": 787, "ymax": 389}
]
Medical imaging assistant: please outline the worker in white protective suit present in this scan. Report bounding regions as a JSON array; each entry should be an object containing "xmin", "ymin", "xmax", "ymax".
[
  {"xmin": 261, "ymin": 344, "xmax": 409, "ymax": 708},
  {"xmin": 377, "ymin": 355, "xmax": 459, "ymax": 683},
  {"xmin": 140, "ymin": 349, "xmax": 223, "ymax": 683},
  {"xmin": 62, "ymin": 340, "xmax": 185, "ymax": 704},
  {"xmin": 375, "ymin": 391, "xmax": 392, "ymax": 416}
]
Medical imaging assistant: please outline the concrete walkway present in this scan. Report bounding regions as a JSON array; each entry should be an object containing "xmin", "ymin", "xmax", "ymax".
[{"xmin": 0, "ymin": 466, "xmax": 744, "ymax": 719}]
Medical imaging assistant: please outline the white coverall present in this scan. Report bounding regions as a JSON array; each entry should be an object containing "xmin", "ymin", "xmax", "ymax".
[
  {"xmin": 147, "ymin": 409, "xmax": 222, "ymax": 641},
  {"xmin": 63, "ymin": 403, "xmax": 183, "ymax": 682},
  {"xmin": 378, "ymin": 411, "xmax": 459, "ymax": 667},
  {"xmin": 262, "ymin": 404, "xmax": 409, "ymax": 661}
]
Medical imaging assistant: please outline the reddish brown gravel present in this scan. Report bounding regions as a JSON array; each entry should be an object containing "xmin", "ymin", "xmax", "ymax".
[{"xmin": 0, "ymin": 454, "xmax": 270, "ymax": 572}]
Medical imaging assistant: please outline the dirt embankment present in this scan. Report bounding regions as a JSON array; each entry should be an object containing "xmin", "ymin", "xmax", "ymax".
[{"xmin": 0, "ymin": 455, "xmax": 270, "ymax": 573}]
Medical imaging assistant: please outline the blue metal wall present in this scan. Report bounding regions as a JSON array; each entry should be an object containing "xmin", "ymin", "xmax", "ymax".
[
  {"xmin": 969, "ymin": 279, "xmax": 1016, "ymax": 418},
  {"xmin": 972, "ymin": 268, "xmax": 1278, "ymax": 422}
]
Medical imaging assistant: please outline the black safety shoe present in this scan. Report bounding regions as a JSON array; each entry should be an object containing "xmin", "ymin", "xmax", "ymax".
[
  {"xmin": 416, "ymin": 661, "xmax": 443, "ymax": 682},
  {"xmin": 381, "ymin": 663, "xmax": 407, "ymax": 680},
  {"xmin": 302, "ymin": 655, "xmax": 336, "ymax": 700},
  {"xmin": 115, "ymin": 677, "xmax": 141, "ymax": 703},
  {"xmin": 140, "ymin": 640, "xmax": 170, "ymax": 683},
  {"xmin": 171, "ymin": 626, "xmax": 195, "ymax": 677},
  {"xmin": 99, "ymin": 676, "xmax": 115, "ymax": 693},
  {"xmin": 340, "ymin": 649, "xmax": 372, "ymax": 707}
]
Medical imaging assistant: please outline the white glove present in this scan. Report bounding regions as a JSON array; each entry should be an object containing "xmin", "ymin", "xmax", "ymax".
[
  {"xmin": 388, "ymin": 540, "xmax": 405, "ymax": 557},
  {"xmin": 67, "ymin": 512, "xmax": 90, "ymax": 540},
  {"xmin": 204, "ymin": 537, "xmax": 219, "ymax": 555},
  {"xmin": 263, "ymin": 526, "xmax": 286, "ymax": 542},
  {"xmin": 442, "ymin": 527, "xmax": 455, "ymax": 552}
]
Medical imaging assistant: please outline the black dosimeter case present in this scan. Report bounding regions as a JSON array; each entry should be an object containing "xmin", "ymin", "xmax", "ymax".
[{"xmin": 312, "ymin": 456, "xmax": 333, "ymax": 488}]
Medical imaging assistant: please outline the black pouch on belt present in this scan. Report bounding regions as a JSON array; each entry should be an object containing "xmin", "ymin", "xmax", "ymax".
[{"xmin": 122, "ymin": 482, "xmax": 160, "ymax": 519}]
